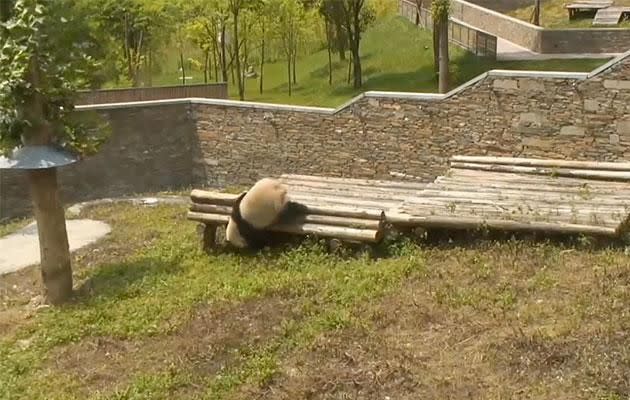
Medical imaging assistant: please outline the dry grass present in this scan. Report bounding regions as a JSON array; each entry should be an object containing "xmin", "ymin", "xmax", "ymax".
[{"xmin": 0, "ymin": 203, "xmax": 629, "ymax": 400}]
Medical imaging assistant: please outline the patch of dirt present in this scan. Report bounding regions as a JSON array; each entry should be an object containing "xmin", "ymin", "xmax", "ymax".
[
  {"xmin": 494, "ymin": 331, "xmax": 630, "ymax": 398},
  {"xmin": 45, "ymin": 294, "xmax": 303, "ymax": 397},
  {"xmin": 239, "ymin": 275, "xmax": 630, "ymax": 400}
]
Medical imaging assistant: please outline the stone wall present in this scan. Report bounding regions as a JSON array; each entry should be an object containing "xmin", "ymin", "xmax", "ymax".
[
  {"xmin": 0, "ymin": 103, "xmax": 196, "ymax": 221},
  {"xmin": 2, "ymin": 54, "xmax": 629, "ymax": 222},
  {"xmin": 193, "ymin": 55, "xmax": 630, "ymax": 187}
]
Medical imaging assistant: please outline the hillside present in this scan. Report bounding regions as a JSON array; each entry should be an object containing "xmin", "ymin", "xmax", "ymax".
[{"xmin": 150, "ymin": 16, "xmax": 608, "ymax": 107}]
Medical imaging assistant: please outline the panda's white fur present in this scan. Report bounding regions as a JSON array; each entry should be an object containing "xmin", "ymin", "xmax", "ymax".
[{"xmin": 225, "ymin": 177, "xmax": 295, "ymax": 249}]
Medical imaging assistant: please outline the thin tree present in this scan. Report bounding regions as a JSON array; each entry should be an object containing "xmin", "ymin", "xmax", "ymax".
[
  {"xmin": 1, "ymin": 0, "xmax": 108, "ymax": 304},
  {"xmin": 228, "ymin": 0, "xmax": 245, "ymax": 100},
  {"xmin": 339, "ymin": 0, "xmax": 374, "ymax": 89},
  {"xmin": 531, "ymin": 0, "xmax": 541, "ymax": 26},
  {"xmin": 275, "ymin": 0, "xmax": 301, "ymax": 96},
  {"xmin": 432, "ymin": 0, "xmax": 449, "ymax": 93}
]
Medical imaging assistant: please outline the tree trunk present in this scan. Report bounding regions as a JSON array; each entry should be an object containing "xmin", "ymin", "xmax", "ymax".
[
  {"xmin": 438, "ymin": 18, "xmax": 449, "ymax": 93},
  {"xmin": 28, "ymin": 169, "xmax": 73, "ymax": 305},
  {"xmin": 147, "ymin": 49, "xmax": 153, "ymax": 87},
  {"xmin": 259, "ymin": 20, "xmax": 265, "ymax": 94},
  {"xmin": 204, "ymin": 49, "xmax": 209, "ymax": 84},
  {"xmin": 220, "ymin": 23, "xmax": 228, "ymax": 83},
  {"xmin": 347, "ymin": 52, "xmax": 352, "ymax": 84},
  {"xmin": 292, "ymin": 46, "xmax": 297, "ymax": 85},
  {"xmin": 334, "ymin": 22, "xmax": 346, "ymax": 61},
  {"xmin": 233, "ymin": 11, "xmax": 244, "ymax": 101},
  {"xmin": 180, "ymin": 51, "xmax": 186, "ymax": 86},
  {"xmin": 432, "ymin": 20, "xmax": 439, "ymax": 73},
  {"xmin": 213, "ymin": 44, "xmax": 219, "ymax": 83},
  {"xmin": 352, "ymin": 44, "xmax": 362, "ymax": 89},
  {"xmin": 287, "ymin": 55, "xmax": 292, "ymax": 96},
  {"xmin": 24, "ymin": 56, "xmax": 73, "ymax": 305},
  {"xmin": 325, "ymin": 19, "xmax": 333, "ymax": 86},
  {"xmin": 532, "ymin": 0, "xmax": 541, "ymax": 25}
]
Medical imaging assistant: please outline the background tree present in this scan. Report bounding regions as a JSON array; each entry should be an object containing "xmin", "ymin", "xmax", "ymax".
[
  {"xmin": 531, "ymin": 0, "xmax": 541, "ymax": 26},
  {"xmin": 318, "ymin": 0, "xmax": 335, "ymax": 85},
  {"xmin": 1, "ymin": 0, "xmax": 108, "ymax": 304},
  {"xmin": 432, "ymin": 0, "xmax": 449, "ymax": 93},
  {"xmin": 228, "ymin": 0, "xmax": 248, "ymax": 100},
  {"xmin": 256, "ymin": 0, "xmax": 272, "ymax": 94},
  {"xmin": 340, "ymin": 0, "xmax": 374, "ymax": 89},
  {"xmin": 320, "ymin": 0, "xmax": 348, "ymax": 61},
  {"xmin": 273, "ymin": 0, "xmax": 304, "ymax": 96}
]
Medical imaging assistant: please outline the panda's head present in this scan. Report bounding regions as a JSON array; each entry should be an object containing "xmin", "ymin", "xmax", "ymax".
[{"xmin": 225, "ymin": 215, "xmax": 248, "ymax": 248}]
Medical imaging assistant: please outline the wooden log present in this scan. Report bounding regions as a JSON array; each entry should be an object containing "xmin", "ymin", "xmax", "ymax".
[
  {"xmin": 450, "ymin": 156, "xmax": 630, "ymax": 171},
  {"xmin": 404, "ymin": 189, "xmax": 630, "ymax": 208},
  {"xmin": 273, "ymin": 222, "xmax": 384, "ymax": 243},
  {"xmin": 287, "ymin": 186, "xmax": 411, "ymax": 202},
  {"xmin": 399, "ymin": 203, "xmax": 622, "ymax": 225},
  {"xmin": 280, "ymin": 177, "xmax": 426, "ymax": 195},
  {"xmin": 398, "ymin": 205, "xmax": 621, "ymax": 227},
  {"xmin": 442, "ymin": 169, "xmax": 630, "ymax": 184},
  {"xmin": 431, "ymin": 179, "xmax": 630, "ymax": 197},
  {"xmin": 401, "ymin": 200, "xmax": 627, "ymax": 217},
  {"xmin": 449, "ymin": 163, "xmax": 630, "ymax": 182},
  {"xmin": 190, "ymin": 190, "xmax": 386, "ymax": 220},
  {"xmin": 190, "ymin": 190, "xmax": 240, "ymax": 206},
  {"xmin": 281, "ymin": 174, "xmax": 428, "ymax": 190},
  {"xmin": 385, "ymin": 212, "xmax": 619, "ymax": 236},
  {"xmin": 188, "ymin": 211, "xmax": 229, "ymax": 224},
  {"xmin": 290, "ymin": 193, "xmax": 398, "ymax": 209},
  {"xmin": 190, "ymin": 203, "xmax": 232, "ymax": 215},
  {"xmin": 187, "ymin": 212, "xmax": 383, "ymax": 242},
  {"xmin": 281, "ymin": 179, "xmax": 424, "ymax": 197},
  {"xmin": 444, "ymin": 170, "xmax": 629, "ymax": 191},
  {"xmin": 189, "ymin": 204, "xmax": 384, "ymax": 230}
]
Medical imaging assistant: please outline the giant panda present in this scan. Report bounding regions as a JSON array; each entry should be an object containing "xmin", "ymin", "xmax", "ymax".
[{"xmin": 225, "ymin": 177, "xmax": 307, "ymax": 250}]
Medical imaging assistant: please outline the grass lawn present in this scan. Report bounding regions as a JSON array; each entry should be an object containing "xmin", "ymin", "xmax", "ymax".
[
  {"xmin": 509, "ymin": 0, "xmax": 630, "ymax": 28},
  {"xmin": 1, "ymin": 202, "xmax": 629, "ymax": 399},
  {"xmin": 143, "ymin": 16, "xmax": 609, "ymax": 107}
]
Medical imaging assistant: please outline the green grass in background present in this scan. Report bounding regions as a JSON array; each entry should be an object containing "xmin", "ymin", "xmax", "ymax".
[{"xmin": 117, "ymin": 16, "xmax": 610, "ymax": 107}]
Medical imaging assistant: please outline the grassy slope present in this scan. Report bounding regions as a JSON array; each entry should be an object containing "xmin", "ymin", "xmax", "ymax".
[
  {"xmin": 147, "ymin": 16, "xmax": 608, "ymax": 107},
  {"xmin": 509, "ymin": 0, "xmax": 630, "ymax": 28},
  {"xmin": 0, "ymin": 203, "xmax": 629, "ymax": 400}
]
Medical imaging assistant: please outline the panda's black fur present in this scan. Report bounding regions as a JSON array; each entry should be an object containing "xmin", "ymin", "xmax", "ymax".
[{"xmin": 229, "ymin": 190, "xmax": 308, "ymax": 250}]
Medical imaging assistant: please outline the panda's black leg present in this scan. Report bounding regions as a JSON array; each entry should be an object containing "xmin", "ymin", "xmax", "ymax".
[{"xmin": 276, "ymin": 201, "xmax": 308, "ymax": 225}]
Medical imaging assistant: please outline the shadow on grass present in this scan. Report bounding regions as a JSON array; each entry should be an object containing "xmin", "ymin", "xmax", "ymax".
[{"xmin": 74, "ymin": 255, "xmax": 183, "ymax": 304}]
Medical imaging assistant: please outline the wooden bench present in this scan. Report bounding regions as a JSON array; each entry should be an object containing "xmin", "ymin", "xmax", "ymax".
[{"xmin": 187, "ymin": 176, "xmax": 402, "ymax": 251}]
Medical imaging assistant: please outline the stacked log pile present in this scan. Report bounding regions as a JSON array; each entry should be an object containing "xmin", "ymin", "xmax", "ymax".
[
  {"xmin": 187, "ymin": 173, "xmax": 424, "ymax": 247},
  {"xmin": 397, "ymin": 156, "xmax": 630, "ymax": 236}
]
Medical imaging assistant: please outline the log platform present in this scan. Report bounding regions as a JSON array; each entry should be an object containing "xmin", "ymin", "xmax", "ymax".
[
  {"xmin": 395, "ymin": 156, "xmax": 630, "ymax": 237},
  {"xmin": 187, "ymin": 156, "xmax": 630, "ymax": 251},
  {"xmin": 187, "ymin": 174, "xmax": 408, "ymax": 250}
]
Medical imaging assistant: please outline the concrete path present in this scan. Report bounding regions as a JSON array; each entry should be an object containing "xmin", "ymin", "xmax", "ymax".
[
  {"xmin": 0, "ymin": 219, "xmax": 111, "ymax": 275},
  {"xmin": 496, "ymin": 37, "xmax": 621, "ymax": 61}
]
